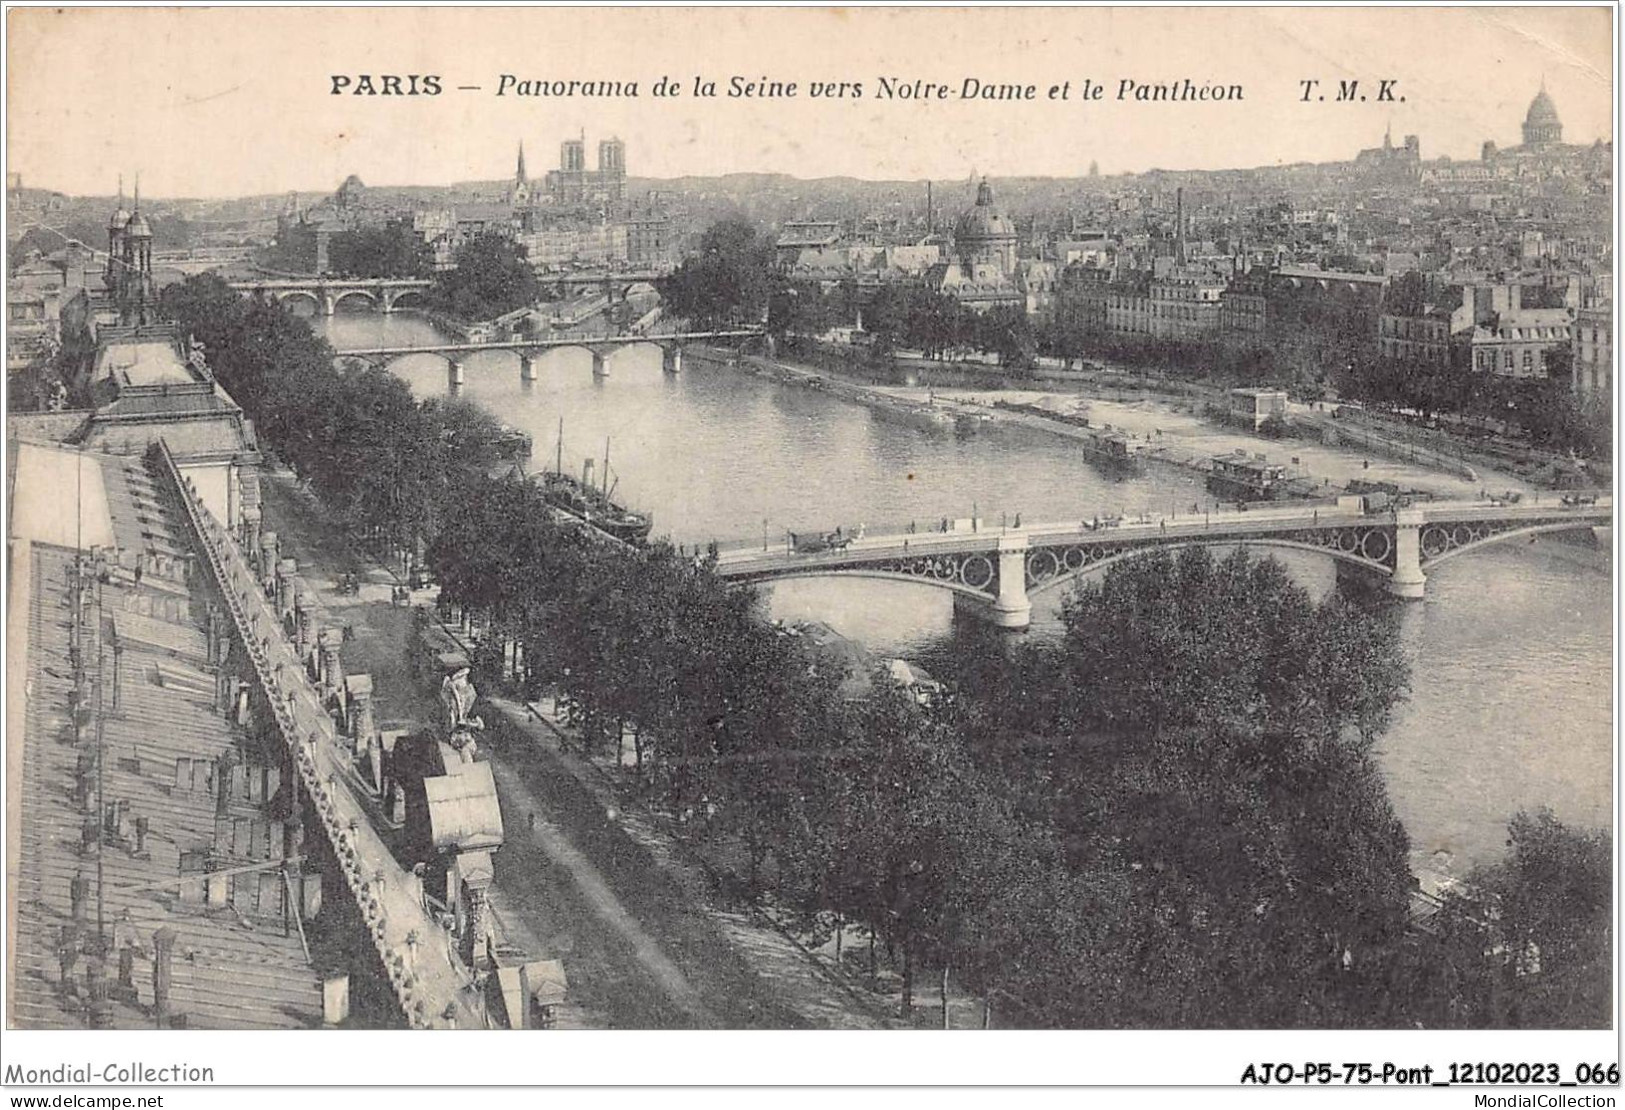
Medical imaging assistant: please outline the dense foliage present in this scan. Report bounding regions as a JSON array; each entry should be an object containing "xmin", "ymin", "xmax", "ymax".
[
  {"xmin": 953, "ymin": 548, "xmax": 1417, "ymax": 1025},
  {"xmin": 159, "ymin": 274, "xmax": 508, "ymax": 559},
  {"xmin": 326, "ymin": 219, "xmax": 434, "ymax": 279},
  {"xmin": 774, "ymin": 281, "xmax": 1037, "ymax": 369},
  {"xmin": 1399, "ymin": 810, "xmax": 1613, "ymax": 1028},
  {"xmin": 666, "ymin": 218, "xmax": 775, "ymax": 327},
  {"xmin": 423, "ymin": 233, "xmax": 539, "ymax": 322}
]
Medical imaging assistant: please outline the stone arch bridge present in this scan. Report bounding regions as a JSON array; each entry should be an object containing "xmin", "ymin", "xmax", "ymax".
[
  {"xmin": 334, "ymin": 330, "xmax": 766, "ymax": 385},
  {"xmin": 229, "ymin": 278, "xmax": 434, "ymax": 316},
  {"xmin": 713, "ymin": 497, "xmax": 1611, "ymax": 629}
]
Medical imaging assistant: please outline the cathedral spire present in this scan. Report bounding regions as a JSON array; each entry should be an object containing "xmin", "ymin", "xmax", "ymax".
[{"xmin": 516, "ymin": 141, "xmax": 527, "ymax": 184}]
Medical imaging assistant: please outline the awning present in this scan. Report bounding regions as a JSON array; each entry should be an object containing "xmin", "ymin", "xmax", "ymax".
[{"xmin": 425, "ymin": 762, "xmax": 503, "ymax": 852}]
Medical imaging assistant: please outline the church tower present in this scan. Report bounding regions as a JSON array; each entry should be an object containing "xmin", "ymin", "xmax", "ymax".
[
  {"xmin": 510, "ymin": 141, "xmax": 531, "ymax": 207},
  {"xmin": 106, "ymin": 175, "xmax": 130, "ymax": 283},
  {"xmin": 117, "ymin": 176, "xmax": 155, "ymax": 326}
]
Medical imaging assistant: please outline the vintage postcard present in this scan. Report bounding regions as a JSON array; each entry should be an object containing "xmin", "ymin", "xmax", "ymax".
[{"xmin": 1, "ymin": 3, "xmax": 1616, "ymax": 1095}]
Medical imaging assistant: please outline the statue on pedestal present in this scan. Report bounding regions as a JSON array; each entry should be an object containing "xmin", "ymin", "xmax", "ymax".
[{"xmin": 439, "ymin": 666, "xmax": 485, "ymax": 759}]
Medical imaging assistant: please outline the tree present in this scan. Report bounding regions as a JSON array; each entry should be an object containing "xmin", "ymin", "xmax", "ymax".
[
  {"xmin": 973, "ymin": 304, "xmax": 1035, "ymax": 370},
  {"xmin": 1410, "ymin": 811, "xmax": 1612, "ymax": 1028},
  {"xmin": 666, "ymin": 217, "xmax": 774, "ymax": 328},
  {"xmin": 425, "ymin": 233, "xmax": 539, "ymax": 322},
  {"xmin": 328, "ymin": 220, "xmax": 433, "ymax": 279},
  {"xmin": 959, "ymin": 547, "xmax": 1416, "ymax": 1026}
]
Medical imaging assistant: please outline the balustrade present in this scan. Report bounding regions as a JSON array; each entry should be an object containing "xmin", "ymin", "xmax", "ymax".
[{"xmin": 152, "ymin": 444, "xmax": 480, "ymax": 1028}]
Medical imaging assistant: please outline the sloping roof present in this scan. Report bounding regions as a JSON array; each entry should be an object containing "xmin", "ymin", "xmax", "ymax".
[{"xmin": 7, "ymin": 451, "xmax": 324, "ymax": 1030}]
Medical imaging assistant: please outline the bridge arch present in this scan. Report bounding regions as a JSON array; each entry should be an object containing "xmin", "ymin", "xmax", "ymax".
[
  {"xmin": 1419, "ymin": 520, "xmax": 1605, "ymax": 574},
  {"xmin": 330, "ymin": 288, "xmax": 380, "ymax": 313},
  {"xmin": 1025, "ymin": 536, "xmax": 1394, "ymax": 599},
  {"xmin": 274, "ymin": 289, "xmax": 322, "ymax": 315},
  {"xmin": 609, "ymin": 339, "xmax": 670, "ymax": 361},
  {"xmin": 385, "ymin": 288, "xmax": 426, "ymax": 311}
]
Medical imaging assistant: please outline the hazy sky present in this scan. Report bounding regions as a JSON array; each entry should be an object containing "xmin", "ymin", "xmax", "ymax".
[{"xmin": 6, "ymin": 6, "xmax": 1614, "ymax": 198}]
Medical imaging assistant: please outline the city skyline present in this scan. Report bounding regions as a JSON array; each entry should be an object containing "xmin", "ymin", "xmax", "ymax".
[{"xmin": 7, "ymin": 7, "xmax": 1613, "ymax": 199}]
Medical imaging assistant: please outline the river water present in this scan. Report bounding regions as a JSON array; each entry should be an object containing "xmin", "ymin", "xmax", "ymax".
[{"xmin": 320, "ymin": 312, "xmax": 1613, "ymax": 876}]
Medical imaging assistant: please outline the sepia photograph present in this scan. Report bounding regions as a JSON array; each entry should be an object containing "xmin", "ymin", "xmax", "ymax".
[{"xmin": 0, "ymin": 2, "xmax": 1617, "ymax": 1096}]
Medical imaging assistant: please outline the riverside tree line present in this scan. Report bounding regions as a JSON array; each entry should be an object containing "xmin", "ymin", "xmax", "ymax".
[{"xmin": 161, "ymin": 272, "xmax": 1609, "ymax": 1029}]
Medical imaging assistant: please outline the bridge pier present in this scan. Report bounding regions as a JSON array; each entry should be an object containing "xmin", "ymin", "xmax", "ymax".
[
  {"xmin": 591, "ymin": 350, "xmax": 609, "ymax": 379},
  {"xmin": 319, "ymin": 292, "xmax": 335, "ymax": 317},
  {"xmin": 520, "ymin": 355, "xmax": 538, "ymax": 383},
  {"xmin": 447, "ymin": 359, "xmax": 464, "ymax": 390},
  {"xmin": 1388, "ymin": 509, "xmax": 1426, "ymax": 600},
  {"xmin": 990, "ymin": 537, "xmax": 1033, "ymax": 629},
  {"xmin": 950, "ymin": 536, "xmax": 1032, "ymax": 630},
  {"xmin": 661, "ymin": 345, "xmax": 683, "ymax": 375}
]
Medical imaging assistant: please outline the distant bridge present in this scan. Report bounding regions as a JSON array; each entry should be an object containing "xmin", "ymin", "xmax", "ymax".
[
  {"xmin": 533, "ymin": 268, "xmax": 671, "ymax": 300},
  {"xmin": 336, "ymin": 329, "xmax": 766, "ymax": 383},
  {"xmin": 230, "ymin": 278, "xmax": 434, "ymax": 316},
  {"xmin": 713, "ymin": 496, "xmax": 1612, "ymax": 629}
]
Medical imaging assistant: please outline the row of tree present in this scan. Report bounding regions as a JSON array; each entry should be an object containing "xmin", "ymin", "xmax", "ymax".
[
  {"xmin": 159, "ymin": 274, "xmax": 512, "ymax": 564},
  {"xmin": 1334, "ymin": 349, "xmax": 1610, "ymax": 460}
]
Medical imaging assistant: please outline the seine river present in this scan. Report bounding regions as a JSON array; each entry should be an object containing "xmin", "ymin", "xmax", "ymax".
[{"xmin": 321, "ymin": 313, "xmax": 1613, "ymax": 877}]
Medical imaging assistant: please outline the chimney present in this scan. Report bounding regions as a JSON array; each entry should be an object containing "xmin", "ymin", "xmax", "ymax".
[
  {"xmin": 1175, "ymin": 188, "xmax": 1186, "ymax": 264},
  {"xmin": 74, "ymin": 751, "xmax": 94, "ymax": 808},
  {"xmin": 215, "ymin": 751, "xmax": 237, "ymax": 817},
  {"xmin": 118, "ymin": 943, "xmax": 136, "ymax": 992},
  {"xmin": 70, "ymin": 870, "xmax": 90, "ymax": 921},
  {"xmin": 152, "ymin": 926, "xmax": 176, "ymax": 1028},
  {"xmin": 86, "ymin": 954, "xmax": 113, "ymax": 1028}
]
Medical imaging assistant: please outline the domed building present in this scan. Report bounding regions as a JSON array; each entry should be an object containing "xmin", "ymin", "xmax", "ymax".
[
  {"xmin": 954, "ymin": 178, "xmax": 1018, "ymax": 273},
  {"xmin": 1522, "ymin": 83, "xmax": 1563, "ymax": 148},
  {"xmin": 926, "ymin": 178, "xmax": 1022, "ymax": 311}
]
